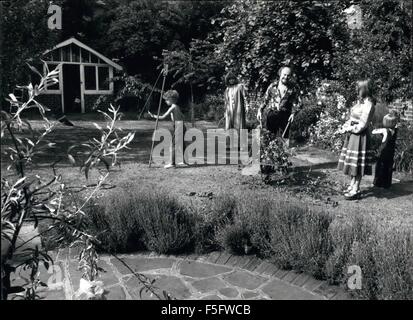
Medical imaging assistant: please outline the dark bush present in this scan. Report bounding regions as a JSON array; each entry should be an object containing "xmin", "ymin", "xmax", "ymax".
[
  {"xmin": 290, "ymin": 100, "xmax": 324, "ymax": 142},
  {"xmin": 394, "ymin": 121, "xmax": 413, "ymax": 173},
  {"xmin": 87, "ymin": 185, "xmax": 196, "ymax": 254},
  {"xmin": 216, "ymin": 222, "xmax": 251, "ymax": 255},
  {"xmin": 193, "ymin": 94, "xmax": 225, "ymax": 122},
  {"xmin": 86, "ymin": 191, "xmax": 146, "ymax": 253},
  {"xmin": 267, "ymin": 201, "xmax": 334, "ymax": 279},
  {"xmin": 194, "ymin": 194, "xmax": 237, "ymax": 253},
  {"xmin": 235, "ymin": 197, "xmax": 273, "ymax": 258}
]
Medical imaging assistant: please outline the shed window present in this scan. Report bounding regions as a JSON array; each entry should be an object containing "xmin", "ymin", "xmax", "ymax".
[
  {"xmin": 98, "ymin": 67, "xmax": 110, "ymax": 91},
  {"xmin": 62, "ymin": 46, "xmax": 70, "ymax": 62},
  {"xmin": 81, "ymin": 49, "xmax": 90, "ymax": 63},
  {"xmin": 71, "ymin": 45, "xmax": 80, "ymax": 62},
  {"xmin": 85, "ymin": 66, "xmax": 96, "ymax": 90},
  {"xmin": 91, "ymin": 53, "xmax": 99, "ymax": 63}
]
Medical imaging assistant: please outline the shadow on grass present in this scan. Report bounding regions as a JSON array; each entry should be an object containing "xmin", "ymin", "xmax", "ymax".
[{"xmin": 362, "ymin": 182, "xmax": 413, "ymax": 200}]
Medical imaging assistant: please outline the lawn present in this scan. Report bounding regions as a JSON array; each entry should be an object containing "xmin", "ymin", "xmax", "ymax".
[{"xmin": 2, "ymin": 119, "xmax": 412, "ymax": 229}]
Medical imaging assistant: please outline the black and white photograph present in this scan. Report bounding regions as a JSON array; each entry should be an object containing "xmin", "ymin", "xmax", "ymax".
[{"xmin": 0, "ymin": 0, "xmax": 412, "ymax": 308}]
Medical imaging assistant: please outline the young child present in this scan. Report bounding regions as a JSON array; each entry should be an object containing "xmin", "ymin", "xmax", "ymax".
[
  {"xmin": 148, "ymin": 90, "xmax": 187, "ymax": 168},
  {"xmin": 372, "ymin": 111, "xmax": 399, "ymax": 188}
]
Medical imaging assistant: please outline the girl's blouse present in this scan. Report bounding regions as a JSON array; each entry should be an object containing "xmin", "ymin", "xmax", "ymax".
[{"xmin": 349, "ymin": 98, "xmax": 375, "ymax": 134}]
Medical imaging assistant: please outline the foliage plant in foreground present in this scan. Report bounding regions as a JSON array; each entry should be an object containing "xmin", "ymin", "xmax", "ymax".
[
  {"xmin": 0, "ymin": 62, "xmax": 170, "ymax": 300},
  {"xmin": 89, "ymin": 185, "xmax": 413, "ymax": 299}
]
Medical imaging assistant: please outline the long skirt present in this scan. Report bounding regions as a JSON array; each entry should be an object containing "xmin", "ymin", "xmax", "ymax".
[
  {"xmin": 338, "ymin": 131, "xmax": 373, "ymax": 177},
  {"xmin": 226, "ymin": 104, "xmax": 246, "ymax": 130}
]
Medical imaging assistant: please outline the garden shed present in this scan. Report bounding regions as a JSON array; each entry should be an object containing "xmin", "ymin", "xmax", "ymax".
[{"xmin": 38, "ymin": 37, "xmax": 122, "ymax": 113}]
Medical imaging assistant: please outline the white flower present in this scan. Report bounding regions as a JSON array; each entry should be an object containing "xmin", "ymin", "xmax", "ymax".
[{"xmin": 75, "ymin": 278, "xmax": 105, "ymax": 300}]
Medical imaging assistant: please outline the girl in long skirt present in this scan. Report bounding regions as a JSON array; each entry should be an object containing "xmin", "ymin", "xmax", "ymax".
[
  {"xmin": 338, "ymin": 79, "xmax": 376, "ymax": 200},
  {"xmin": 224, "ymin": 71, "xmax": 248, "ymax": 131}
]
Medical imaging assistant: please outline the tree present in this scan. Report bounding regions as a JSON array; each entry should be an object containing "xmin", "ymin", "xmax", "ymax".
[
  {"xmin": 332, "ymin": 0, "xmax": 412, "ymax": 103},
  {"xmin": 162, "ymin": 38, "xmax": 225, "ymax": 124},
  {"xmin": 214, "ymin": 0, "xmax": 349, "ymax": 95},
  {"xmin": 0, "ymin": 0, "xmax": 62, "ymax": 108},
  {"xmin": 105, "ymin": 0, "xmax": 227, "ymax": 85}
]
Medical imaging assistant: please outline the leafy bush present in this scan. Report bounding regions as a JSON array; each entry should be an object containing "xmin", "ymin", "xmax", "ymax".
[
  {"xmin": 193, "ymin": 94, "xmax": 225, "ymax": 122},
  {"xmin": 87, "ymin": 192, "xmax": 145, "ymax": 253},
  {"xmin": 194, "ymin": 194, "xmax": 237, "ymax": 253},
  {"xmin": 332, "ymin": 0, "xmax": 412, "ymax": 103},
  {"xmin": 245, "ymin": 95, "xmax": 260, "ymax": 129},
  {"xmin": 309, "ymin": 81, "xmax": 349, "ymax": 153},
  {"xmin": 394, "ymin": 121, "xmax": 413, "ymax": 173},
  {"xmin": 88, "ymin": 185, "xmax": 196, "ymax": 254},
  {"xmin": 290, "ymin": 97, "xmax": 324, "ymax": 142},
  {"xmin": 216, "ymin": 222, "xmax": 252, "ymax": 255},
  {"xmin": 235, "ymin": 197, "xmax": 273, "ymax": 258}
]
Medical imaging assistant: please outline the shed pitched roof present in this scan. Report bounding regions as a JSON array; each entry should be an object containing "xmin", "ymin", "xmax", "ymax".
[{"xmin": 43, "ymin": 37, "xmax": 123, "ymax": 70}]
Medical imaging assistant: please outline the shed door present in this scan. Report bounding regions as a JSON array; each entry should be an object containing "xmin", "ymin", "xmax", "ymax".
[{"xmin": 63, "ymin": 64, "xmax": 81, "ymax": 113}]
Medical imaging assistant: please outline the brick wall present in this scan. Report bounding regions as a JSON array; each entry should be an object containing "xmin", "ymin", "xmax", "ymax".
[{"xmin": 388, "ymin": 100, "xmax": 413, "ymax": 122}]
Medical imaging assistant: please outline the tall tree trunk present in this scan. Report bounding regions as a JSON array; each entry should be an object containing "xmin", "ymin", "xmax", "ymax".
[{"xmin": 190, "ymin": 82, "xmax": 194, "ymax": 127}]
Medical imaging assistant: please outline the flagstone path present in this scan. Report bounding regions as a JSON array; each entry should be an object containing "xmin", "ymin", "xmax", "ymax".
[{"xmin": 9, "ymin": 247, "xmax": 351, "ymax": 300}]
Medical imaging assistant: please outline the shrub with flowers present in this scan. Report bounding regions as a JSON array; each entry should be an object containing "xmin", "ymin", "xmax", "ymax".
[
  {"xmin": 309, "ymin": 81, "xmax": 349, "ymax": 153},
  {"xmin": 260, "ymin": 130, "xmax": 293, "ymax": 179}
]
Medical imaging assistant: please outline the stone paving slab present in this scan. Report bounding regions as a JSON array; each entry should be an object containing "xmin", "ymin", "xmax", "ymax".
[
  {"xmin": 262, "ymin": 279, "xmax": 323, "ymax": 300},
  {"xmin": 179, "ymin": 260, "xmax": 232, "ymax": 278},
  {"xmin": 9, "ymin": 250, "xmax": 351, "ymax": 300},
  {"xmin": 223, "ymin": 270, "xmax": 267, "ymax": 291},
  {"xmin": 110, "ymin": 256, "xmax": 175, "ymax": 275}
]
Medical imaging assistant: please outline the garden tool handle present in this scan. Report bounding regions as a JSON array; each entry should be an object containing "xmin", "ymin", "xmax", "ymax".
[{"xmin": 282, "ymin": 117, "xmax": 292, "ymax": 139}]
